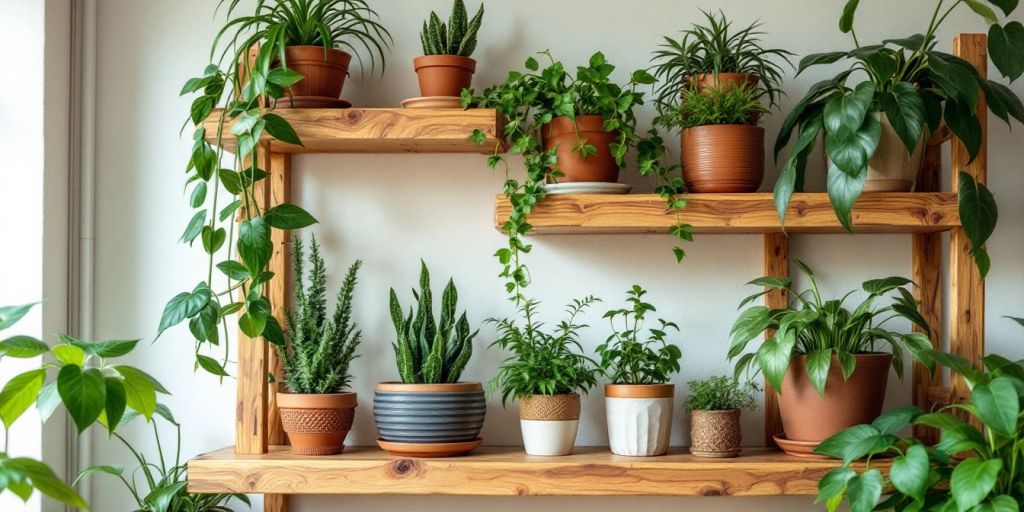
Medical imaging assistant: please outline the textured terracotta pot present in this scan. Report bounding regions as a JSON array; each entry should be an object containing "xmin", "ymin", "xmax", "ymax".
[
  {"xmin": 373, "ymin": 381, "xmax": 485, "ymax": 457},
  {"xmin": 413, "ymin": 55, "xmax": 476, "ymax": 97},
  {"xmin": 690, "ymin": 409, "xmax": 742, "ymax": 458},
  {"xmin": 278, "ymin": 46, "xmax": 351, "ymax": 106},
  {"xmin": 277, "ymin": 391, "xmax": 357, "ymax": 455},
  {"xmin": 542, "ymin": 116, "xmax": 620, "ymax": 183},
  {"xmin": 605, "ymin": 384, "xmax": 674, "ymax": 456},
  {"xmin": 682, "ymin": 124, "xmax": 765, "ymax": 193},
  {"xmin": 864, "ymin": 113, "xmax": 926, "ymax": 192},
  {"xmin": 778, "ymin": 353, "xmax": 892, "ymax": 445},
  {"xmin": 520, "ymin": 394, "xmax": 581, "ymax": 456},
  {"xmin": 689, "ymin": 73, "xmax": 759, "ymax": 93}
]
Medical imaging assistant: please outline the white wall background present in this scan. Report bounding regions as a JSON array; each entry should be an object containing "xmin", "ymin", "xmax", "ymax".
[{"xmin": 88, "ymin": 1, "xmax": 1024, "ymax": 511}]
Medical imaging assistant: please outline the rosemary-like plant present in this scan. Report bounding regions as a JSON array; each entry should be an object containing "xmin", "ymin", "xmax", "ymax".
[
  {"xmin": 684, "ymin": 376, "xmax": 758, "ymax": 412},
  {"xmin": 657, "ymin": 81, "xmax": 768, "ymax": 131},
  {"xmin": 420, "ymin": 0, "xmax": 484, "ymax": 57}
]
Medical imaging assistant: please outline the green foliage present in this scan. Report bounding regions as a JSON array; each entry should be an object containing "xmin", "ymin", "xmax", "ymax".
[
  {"xmin": 651, "ymin": 10, "xmax": 793, "ymax": 109},
  {"xmin": 775, "ymin": 1, "xmax": 1024, "ymax": 277},
  {"xmin": 657, "ymin": 81, "xmax": 768, "ymax": 131},
  {"xmin": 278, "ymin": 236, "xmax": 362, "ymax": 394},
  {"xmin": 596, "ymin": 285, "xmax": 682, "ymax": 385},
  {"xmin": 420, "ymin": 0, "xmax": 484, "ymax": 57},
  {"xmin": 815, "ymin": 343, "xmax": 1024, "ymax": 511},
  {"xmin": 728, "ymin": 260, "xmax": 934, "ymax": 395},
  {"xmin": 488, "ymin": 297, "xmax": 602, "ymax": 405},
  {"xmin": 684, "ymin": 376, "xmax": 759, "ymax": 412},
  {"xmin": 389, "ymin": 261, "xmax": 479, "ymax": 384}
]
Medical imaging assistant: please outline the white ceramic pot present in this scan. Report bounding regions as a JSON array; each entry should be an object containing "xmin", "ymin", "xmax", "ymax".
[
  {"xmin": 520, "ymin": 419, "xmax": 580, "ymax": 456},
  {"xmin": 604, "ymin": 384, "xmax": 674, "ymax": 457},
  {"xmin": 864, "ymin": 113, "xmax": 926, "ymax": 192}
]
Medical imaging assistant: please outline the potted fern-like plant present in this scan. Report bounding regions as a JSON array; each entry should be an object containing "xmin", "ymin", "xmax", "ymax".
[
  {"xmin": 684, "ymin": 376, "xmax": 758, "ymax": 458},
  {"xmin": 374, "ymin": 261, "xmax": 484, "ymax": 457},
  {"xmin": 276, "ymin": 236, "xmax": 363, "ymax": 455},
  {"xmin": 407, "ymin": 0, "xmax": 484, "ymax": 107}
]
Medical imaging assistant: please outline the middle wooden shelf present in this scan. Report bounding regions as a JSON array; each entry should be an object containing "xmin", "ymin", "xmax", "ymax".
[{"xmin": 493, "ymin": 192, "xmax": 960, "ymax": 234}]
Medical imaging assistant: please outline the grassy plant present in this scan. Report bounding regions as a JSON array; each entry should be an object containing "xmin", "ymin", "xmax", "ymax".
[
  {"xmin": 279, "ymin": 236, "xmax": 362, "ymax": 394},
  {"xmin": 596, "ymin": 285, "xmax": 682, "ymax": 385},
  {"xmin": 684, "ymin": 376, "xmax": 758, "ymax": 411},
  {"xmin": 420, "ymin": 0, "xmax": 484, "ymax": 57},
  {"xmin": 657, "ymin": 81, "xmax": 768, "ymax": 131}
]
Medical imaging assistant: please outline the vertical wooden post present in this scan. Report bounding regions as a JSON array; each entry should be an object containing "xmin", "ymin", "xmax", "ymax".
[
  {"xmin": 763, "ymin": 233, "xmax": 789, "ymax": 446},
  {"xmin": 949, "ymin": 34, "xmax": 987, "ymax": 411}
]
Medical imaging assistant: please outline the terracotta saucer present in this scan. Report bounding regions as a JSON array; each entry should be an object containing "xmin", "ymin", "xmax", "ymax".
[
  {"xmin": 401, "ymin": 96, "xmax": 463, "ymax": 109},
  {"xmin": 274, "ymin": 96, "xmax": 352, "ymax": 108},
  {"xmin": 377, "ymin": 438, "xmax": 483, "ymax": 458},
  {"xmin": 773, "ymin": 435, "xmax": 829, "ymax": 459}
]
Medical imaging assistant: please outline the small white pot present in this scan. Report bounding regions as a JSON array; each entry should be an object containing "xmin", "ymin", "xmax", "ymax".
[
  {"xmin": 604, "ymin": 384, "xmax": 674, "ymax": 457},
  {"xmin": 520, "ymin": 419, "xmax": 579, "ymax": 456}
]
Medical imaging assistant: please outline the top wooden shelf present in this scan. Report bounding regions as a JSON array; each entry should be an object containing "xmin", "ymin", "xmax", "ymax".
[{"xmin": 203, "ymin": 108, "xmax": 505, "ymax": 154}]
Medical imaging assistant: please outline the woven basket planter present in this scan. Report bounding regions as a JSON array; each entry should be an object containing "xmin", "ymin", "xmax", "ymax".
[
  {"xmin": 689, "ymin": 409, "xmax": 742, "ymax": 458},
  {"xmin": 519, "ymin": 394, "xmax": 581, "ymax": 456}
]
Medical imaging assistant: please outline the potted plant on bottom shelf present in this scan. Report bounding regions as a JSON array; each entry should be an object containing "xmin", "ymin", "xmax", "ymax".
[
  {"xmin": 597, "ymin": 286, "xmax": 682, "ymax": 457},
  {"xmin": 727, "ymin": 260, "xmax": 934, "ymax": 457},
  {"xmin": 490, "ymin": 297, "xmax": 601, "ymax": 456},
  {"xmin": 684, "ymin": 376, "xmax": 758, "ymax": 458},
  {"xmin": 276, "ymin": 236, "xmax": 363, "ymax": 455},
  {"xmin": 374, "ymin": 261, "xmax": 484, "ymax": 457},
  {"xmin": 406, "ymin": 0, "xmax": 484, "ymax": 108}
]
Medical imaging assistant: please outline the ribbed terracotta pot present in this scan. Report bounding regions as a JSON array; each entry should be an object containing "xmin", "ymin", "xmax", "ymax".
[
  {"xmin": 373, "ymin": 381, "xmax": 486, "ymax": 457},
  {"xmin": 542, "ymin": 116, "xmax": 620, "ymax": 183},
  {"xmin": 277, "ymin": 391, "xmax": 357, "ymax": 455},
  {"xmin": 519, "ymin": 393, "xmax": 581, "ymax": 456},
  {"xmin": 278, "ymin": 46, "xmax": 351, "ymax": 107},
  {"xmin": 689, "ymin": 72, "xmax": 759, "ymax": 93},
  {"xmin": 604, "ymin": 384, "xmax": 674, "ymax": 457},
  {"xmin": 864, "ymin": 113, "xmax": 926, "ymax": 192},
  {"xmin": 682, "ymin": 124, "xmax": 765, "ymax": 193},
  {"xmin": 413, "ymin": 55, "xmax": 476, "ymax": 97},
  {"xmin": 690, "ymin": 409, "xmax": 742, "ymax": 458},
  {"xmin": 778, "ymin": 353, "xmax": 892, "ymax": 448}
]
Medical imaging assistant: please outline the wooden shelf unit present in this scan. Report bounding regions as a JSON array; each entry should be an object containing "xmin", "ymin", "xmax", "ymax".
[{"xmin": 186, "ymin": 35, "xmax": 990, "ymax": 512}]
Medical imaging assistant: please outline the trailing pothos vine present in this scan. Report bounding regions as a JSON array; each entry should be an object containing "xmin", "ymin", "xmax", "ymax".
[{"xmin": 465, "ymin": 51, "xmax": 691, "ymax": 303}]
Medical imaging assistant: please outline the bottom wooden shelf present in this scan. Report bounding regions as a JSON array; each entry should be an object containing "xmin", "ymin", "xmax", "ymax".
[{"xmin": 188, "ymin": 445, "xmax": 876, "ymax": 497}]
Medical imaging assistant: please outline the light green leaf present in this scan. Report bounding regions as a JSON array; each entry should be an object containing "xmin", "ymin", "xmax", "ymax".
[
  {"xmin": 51, "ymin": 344, "xmax": 85, "ymax": 366},
  {"xmin": 891, "ymin": 444, "xmax": 929, "ymax": 502},
  {"xmin": 113, "ymin": 365, "xmax": 159, "ymax": 419},
  {"xmin": 846, "ymin": 468, "xmax": 883, "ymax": 512},
  {"xmin": 807, "ymin": 348, "xmax": 833, "ymax": 395},
  {"xmin": 951, "ymin": 458, "xmax": 1001, "ymax": 511},
  {"xmin": 971, "ymin": 377, "xmax": 1020, "ymax": 436},
  {"xmin": 0, "ymin": 303, "xmax": 37, "ymax": 331},
  {"xmin": 0, "ymin": 336, "xmax": 48, "ymax": 359},
  {"xmin": 0, "ymin": 369, "xmax": 45, "ymax": 428}
]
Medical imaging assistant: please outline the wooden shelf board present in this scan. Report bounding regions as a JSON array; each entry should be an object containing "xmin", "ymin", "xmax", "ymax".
[
  {"xmin": 187, "ymin": 445, "xmax": 878, "ymax": 497},
  {"xmin": 203, "ymin": 108, "xmax": 505, "ymax": 154},
  {"xmin": 494, "ymin": 192, "xmax": 960, "ymax": 234}
]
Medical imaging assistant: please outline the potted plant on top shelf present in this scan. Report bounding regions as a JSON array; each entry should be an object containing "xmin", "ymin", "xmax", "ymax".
[
  {"xmin": 684, "ymin": 375, "xmax": 758, "ymax": 458},
  {"xmin": 406, "ymin": 0, "xmax": 484, "ymax": 108},
  {"xmin": 275, "ymin": 236, "xmax": 363, "ymax": 455},
  {"xmin": 728, "ymin": 260, "xmax": 934, "ymax": 458},
  {"xmin": 651, "ymin": 10, "xmax": 792, "ymax": 193},
  {"xmin": 374, "ymin": 261, "xmax": 485, "ymax": 458},
  {"xmin": 774, "ymin": 0, "xmax": 1024, "ymax": 276},
  {"xmin": 489, "ymin": 297, "xmax": 602, "ymax": 456},
  {"xmin": 597, "ymin": 286, "xmax": 682, "ymax": 457}
]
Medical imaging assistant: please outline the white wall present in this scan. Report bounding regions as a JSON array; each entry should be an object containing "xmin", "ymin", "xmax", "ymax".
[{"xmin": 89, "ymin": 1, "xmax": 1024, "ymax": 511}]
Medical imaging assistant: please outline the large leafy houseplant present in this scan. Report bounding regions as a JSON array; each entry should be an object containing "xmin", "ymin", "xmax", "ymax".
[
  {"xmin": 163, "ymin": 0, "xmax": 389, "ymax": 377},
  {"xmin": 814, "ymin": 345, "xmax": 1024, "ymax": 512},
  {"xmin": 774, "ymin": 0, "xmax": 1024, "ymax": 277},
  {"xmin": 596, "ymin": 285, "xmax": 682, "ymax": 385}
]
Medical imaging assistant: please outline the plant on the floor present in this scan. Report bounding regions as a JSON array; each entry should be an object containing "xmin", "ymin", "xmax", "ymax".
[
  {"xmin": 650, "ymin": 10, "xmax": 792, "ymax": 109},
  {"xmin": 464, "ymin": 51, "xmax": 683, "ymax": 300},
  {"xmin": 728, "ymin": 259, "xmax": 933, "ymax": 393},
  {"xmin": 814, "ymin": 346, "xmax": 1023, "ymax": 511},
  {"xmin": 164, "ymin": 0, "xmax": 390, "ymax": 377},
  {"xmin": 684, "ymin": 376, "xmax": 758, "ymax": 412},
  {"xmin": 774, "ymin": 0, "xmax": 1024, "ymax": 276},
  {"xmin": 656, "ymin": 81, "xmax": 767, "ymax": 131},
  {"xmin": 420, "ymin": 0, "xmax": 483, "ymax": 57},
  {"xmin": 596, "ymin": 285, "xmax": 682, "ymax": 385},
  {"xmin": 389, "ymin": 261, "xmax": 479, "ymax": 384},
  {"xmin": 489, "ymin": 297, "xmax": 602, "ymax": 405},
  {"xmin": 278, "ymin": 236, "xmax": 362, "ymax": 394}
]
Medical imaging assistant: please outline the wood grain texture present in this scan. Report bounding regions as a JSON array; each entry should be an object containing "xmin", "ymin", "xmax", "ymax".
[
  {"xmin": 494, "ymin": 193, "xmax": 960, "ymax": 234},
  {"xmin": 763, "ymin": 234, "xmax": 788, "ymax": 446},
  {"xmin": 188, "ymin": 446, "xmax": 884, "ymax": 497},
  {"xmin": 265, "ymin": 152, "xmax": 291, "ymax": 512},
  {"xmin": 203, "ymin": 108, "xmax": 505, "ymax": 154}
]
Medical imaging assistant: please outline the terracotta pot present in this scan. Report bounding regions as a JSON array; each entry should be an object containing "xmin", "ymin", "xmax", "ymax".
[
  {"xmin": 689, "ymin": 73, "xmax": 759, "ymax": 94},
  {"xmin": 682, "ymin": 124, "xmax": 765, "ymax": 193},
  {"xmin": 864, "ymin": 113, "xmax": 926, "ymax": 192},
  {"xmin": 373, "ymin": 381, "xmax": 485, "ymax": 457},
  {"xmin": 278, "ymin": 46, "xmax": 351, "ymax": 105},
  {"xmin": 542, "ymin": 116, "xmax": 620, "ymax": 183},
  {"xmin": 519, "ymin": 394, "xmax": 581, "ymax": 456},
  {"xmin": 690, "ymin": 409, "xmax": 743, "ymax": 458},
  {"xmin": 413, "ymin": 55, "xmax": 476, "ymax": 98},
  {"xmin": 277, "ymin": 391, "xmax": 357, "ymax": 455},
  {"xmin": 604, "ymin": 384, "xmax": 674, "ymax": 456},
  {"xmin": 778, "ymin": 353, "xmax": 892, "ymax": 445}
]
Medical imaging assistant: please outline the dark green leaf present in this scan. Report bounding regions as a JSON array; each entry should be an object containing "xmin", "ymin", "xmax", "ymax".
[
  {"xmin": 827, "ymin": 161, "xmax": 867, "ymax": 232},
  {"xmin": 871, "ymin": 406, "xmax": 921, "ymax": 435},
  {"xmin": 983, "ymin": 80, "xmax": 1024, "ymax": 126},
  {"xmin": 814, "ymin": 424, "xmax": 894, "ymax": 464},
  {"xmin": 218, "ymin": 169, "xmax": 243, "ymax": 195},
  {"xmin": 157, "ymin": 283, "xmax": 211, "ymax": 337},
  {"xmin": 891, "ymin": 444, "xmax": 929, "ymax": 503},
  {"xmin": 102, "ymin": 377, "xmax": 127, "ymax": 433},
  {"xmin": 263, "ymin": 113, "xmax": 302, "ymax": 146},
  {"xmin": 826, "ymin": 112, "xmax": 880, "ymax": 178},
  {"xmin": 180, "ymin": 210, "xmax": 206, "ymax": 243},
  {"xmin": 806, "ymin": 348, "xmax": 833, "ymax": 395},
  {"xmin": 823, "ymin": 81, "xmax": 876, "ymax": 141},
  {"xmin": 847, "ymin": 468, "xmax": 883, "ymax": 512},
  {"xmin": 267, "ymin": 67, "xmax": 304, "ymax": 87},
  {"xmin": 216, "ymin": 261, "xmax": 250, "ymax": 281},
  {"xmin": 958, "ymin": 172, "xmax": 998, "ymax": 277},
  {"xmin": 839, "ymin": 0, "xmax": 860, "ymax": 33},
  {"xmin": 196, "ymin": 354, "xmax": 229, "ymax": 377},
  {"xmin": 972, "ymin": 377, "xmax": 1020, "ymax": 436},
  {"xmin": 928, "ymin": 52, "xmax": 981, "ymax": 109},
  {"xmin": 57, "ymin": 365, "xmax": 106, "ymax": 433},
  {"xmin": 879, "ymin": 83, "xmax": 926, "ymax": 155},
  {"xmin": 987, "ymin": 0, "xmax": 1019, "ymax": 15},
  {"xmin": 189, "ymin": 181, "xmax": 207, "ymax": 208},
  {"xmin": 946, "ymin": 98, "xmax": 983, "ymax": 163},
  {"xmin": 798, "ymin": 52, "xmax": 848, "ymax": 74},
  {"xmin": 951, "ymin": 458, "xmax": 1002, "ymax": 511},
  {"xmin": 264, "ymin": 204, "xmax": 318, "ymax": 230},
  {"xmin": 989, "ymin": 22, "xmax": 1024, "ymax": 81},
  {"xmin": 816, "ymin": 467, "xmax": 856, "ymax": 505}
]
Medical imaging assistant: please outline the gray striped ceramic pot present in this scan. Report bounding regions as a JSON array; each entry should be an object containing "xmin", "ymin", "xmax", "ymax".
[{"xmin": 373, "ymin": 382, "xmax": 486, "ymax": 454}]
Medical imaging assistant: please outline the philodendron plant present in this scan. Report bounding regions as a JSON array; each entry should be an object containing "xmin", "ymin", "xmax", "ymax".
[
  {"xmin": 775, "ymin": 0, "xmax": 1024, "ymax": 277},
  {"xmin": 596, "ymin": 285, "xmax": 682, "ymax": 385},
  {"xmin": 728, "ymin": 260, "xmax": 934, "ymax": 394},
  {"xmin": 814, "ymin": 344, "xmax": 1024, "ymax": 511},
  {"xmin": 389, "ymin": 261, "xmax": 479, "ymax": 384}
]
